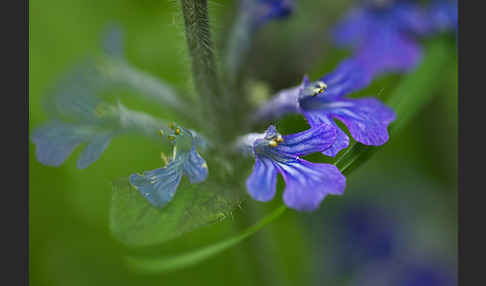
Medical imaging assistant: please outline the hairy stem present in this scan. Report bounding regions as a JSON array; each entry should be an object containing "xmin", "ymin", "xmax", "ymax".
[{"xmin": 180, "ymin": 0, "xmax": 230, "ymax": 139}]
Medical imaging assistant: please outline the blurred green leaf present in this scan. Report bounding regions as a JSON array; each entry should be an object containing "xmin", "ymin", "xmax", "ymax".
[
  {"xmin": 110, "ymin": 167, "xmax": 244, "ymax": 248},
  {"xmin": 124, "ymin": 205, "xmax": 287, "ymax": 274}
]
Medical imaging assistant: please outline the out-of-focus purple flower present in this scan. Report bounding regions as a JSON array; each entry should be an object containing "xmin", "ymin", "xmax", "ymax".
[
  {"xmin": 353, "ymin": 258, "xmax": 457, "ymax": 286},
  {"xmin": 298, "ymin": 62, "xmax": 395, "ymax": 156},
  {"xmin": 335, "ymin": 203, "xmax": 397, "ymax": 271},
  {"xmin": 130, "ymin": 125, "xmax": 208, "ymax": 208},
  {"xmin": 396, "ymin": 262, "xmax": 457, "ymax": 286},
  {"xmin": 428, "ymin": 0, "xmax": 457, "ymax": 33},
  {"xmin": 332, "ymin": 0, "xmax": 429, "ymax": 76},
  {"xmin": 240, "ymin": 125, "xmax": 345, "ymax": 211},
  {"xmin": 243, "ymin": 0, "xmax": 295, "ymax": 30}
]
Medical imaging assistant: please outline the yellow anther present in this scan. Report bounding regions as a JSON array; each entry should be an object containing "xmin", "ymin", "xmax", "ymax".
[
  {"xmin": 169, "ymin": 122, "xmax": 176, "ymax": 130},
  {"xmin": 168, "ymin": 135, "xmax": 176, "ymax": 141},
  {"xmin": 202, "ymin": 162, "xmax": 208, "ymax": 169},
  {"xmin": 158, "ymin": 129, "xmax": 164, "ymax": 136},
  {"xmin": 312, "ymin": 81, "xmax": 328, "ymax": 96},
  {"xmin": 269, "ymin": 139, "xmax": 278, "ymax": 147},
  {"xmin": 175, "ymin": 128, "xmax": 181, "ymax": 135},
  {"xmin": 317, "ymin": 81, "xmax": 328, "ymax": 90},
  {"xmin": 276, "ymin": 135, "xmax": 284, "ymax": 143}
]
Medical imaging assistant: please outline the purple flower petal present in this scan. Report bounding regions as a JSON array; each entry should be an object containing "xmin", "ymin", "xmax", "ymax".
[
  {"xmin": 356, "ymin": 28, "xmax": 422, "ymax": 76},
  {"xmin": 277, "ymin": 159, "xmax": 345, "ymax": 211},
  {"xmin": 332, "ymin": 8, "xmax": 370, "ymax": 47},
  {"xmin": 393, "ymin": 3, "xmax": 431, "ymax": 36},
  {"xmin": 253, "ymin": 85, "xmax": 301, "ymax": 122},
  {"xmin": 303, "ymin": 112, "xmax": 350, "ymax": 157},
  {"xmin": 276, "ymin": 124, "xmax": 336, "ymax": 157},
  {"xmin": 250, "ymin": 0, "xmax": 294, "ymax": 28},
  {"xmin": 328, "ymin": 98, "xmax": 395, "ymax": 146},
  {"xmin": 246, "ymin": 157, "xmax": 278, "ymax": 202},
  {"xmin": 319, "ymin": 59, "xmax": 373, "ymax": 100}
]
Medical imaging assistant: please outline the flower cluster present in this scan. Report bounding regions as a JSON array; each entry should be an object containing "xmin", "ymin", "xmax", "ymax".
[{"xmin": 31, "ymin": 0, "xmax": 456, "ymax": 212}]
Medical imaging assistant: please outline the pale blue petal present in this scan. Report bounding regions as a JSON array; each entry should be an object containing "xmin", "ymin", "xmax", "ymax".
[
  {"xmin": 246, "ymin": 157, "xmax": 278, "ymax": 202},
  {"xmin": 31, "ymin": 121, "xmax": 87, "ymax": 167},
  {"xmin": 183, "ymin": 147, "xmax": 209, "ymax": 183},
  {"xmin": 129, "ymin": 160, "xmax": 184, "ymax": 207},
  {"xmin": 76, "ymin": 133, "xmax": 113, "ymax": 169}
]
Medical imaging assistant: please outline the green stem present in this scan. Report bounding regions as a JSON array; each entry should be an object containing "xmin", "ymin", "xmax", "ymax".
[
  {"xmin": 225, "ymin": 11, "xmax": 253, "ymax": 84},
  {"xmin": 180, "ymin": 0, "xmax": 227, "ymax": 137},
  {"xmin": 124, "ymin": 205, "xmax": 287, "ymax": 274}
]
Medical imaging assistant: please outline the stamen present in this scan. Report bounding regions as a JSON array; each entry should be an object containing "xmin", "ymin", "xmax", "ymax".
[
  {"xmin": 276, "ymin": 135, "xmax": 284, "ymax": 143},
  {"xmin": 168, "ymin": 135, "xmax": 176, "ymax": 141},
  {"xmin": 175, "ymin": 128, "xmax": 181, "ymax": 135},
  {"xmin": 158, "ymin": 129, "xmax": 164, "ymax": 136},
  {"xmin": 269, "ymin": 139, "xmax": 278, "ymax": 147},
  {"xmin": 312, "ymin": 81, "xmax": 328, "ymax": 96},
  {"xmin": 169, "ymin": 122, "xmax": 176, "ymax": 130},
  {"xmin": 160, "ymin": 152, "xmax": 169, "ymax": 165}
]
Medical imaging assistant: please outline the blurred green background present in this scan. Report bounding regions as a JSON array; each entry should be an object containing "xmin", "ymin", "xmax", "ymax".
[{"xmin": 29, "ymin": 0, "xmax": 457, "ymax": 285}]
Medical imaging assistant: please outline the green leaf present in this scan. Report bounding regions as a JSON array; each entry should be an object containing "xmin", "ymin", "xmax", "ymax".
[
  {"xmin": 124, "ymin": 205, "xmax": 287, "ymax": 274},
  {"xmin": 110, "ymin": 164, "xmax": 244, "ymax": 248}
]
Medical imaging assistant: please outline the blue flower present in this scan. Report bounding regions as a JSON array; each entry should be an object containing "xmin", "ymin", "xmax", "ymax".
[
  {"xmin": 335, "ymin": 203, "xmax": 397, "ymax": 272},
  {"xmin": 243, "ymin": 0, "xmax": 294, "ymax": 30},
  {"xmin": 297, "ymin": 62, "xmax": 396, "ymax": 156},
  {"xmin": 129, "ymin": 124, "xmax": 208, "ymax": 208},
  {"xmin": 31, "ymin": 64, "xmax": 116, "ymax": 169},
  {"xmin": 253, "ymin": 58, "xmax": 372, "ymax": 122},
  {"xmin": 32, "ymin": 121, "xmax": 114, "ymax": 169},
  {"xmin": 243, "ymin": 125, "xmax": 345, "ymax": 211},
  {"xmin": 31, "ymin": 62, "xmax": 171, "ymax": 169},
  {"xmin": 353, "ymin": 258, "xmax": 457, "ymax": 286},
  {"xmin": 428, "ymin": 0, "xmax": 457, "ymax": 33},
  {"xmin": 332, "ymin": 0, "xmax": 430, "ymax": 77},
  {"xmin": 395, "ymin": 262, "xmax": 457, "ymax": 286}
]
